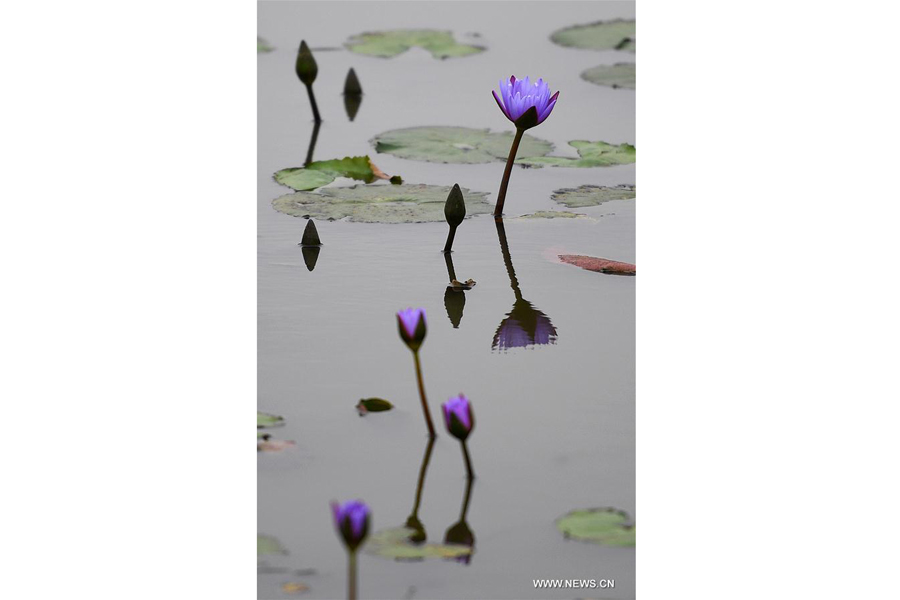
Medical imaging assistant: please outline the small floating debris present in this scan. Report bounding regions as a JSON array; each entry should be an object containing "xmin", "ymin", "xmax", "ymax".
[
  {"xmin": 356, "ymin": 397, "xmax": 394, "ymax": 415},
  {"xmin": 449, "ymin": 279, "xmax": 476, "ymax": 290}
]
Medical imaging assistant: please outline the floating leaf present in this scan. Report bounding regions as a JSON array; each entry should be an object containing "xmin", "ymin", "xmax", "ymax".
[
  {"xmin": 556, "ymin": 508, "xmax": 636, "ymax": 546},
  {"xmin": 258, "ymin": 412, "xmax": 285, "ymax": 428},
  {"xmin": 372, "ymin": 126, "xmax": 553, "ymax": 165},
  {"xmin": 258, "ymin": 533, "xmax": 288, "ymax": 556},
  {"xmin": 274, "ymin": 156, "xmax": 394, "ymax": 191},
  {"xmin": 550, "ymin": 20, "xmax": 636, "ymax": 52},
  {"xmin": 518, "ymin": 211, "xmax": 586, "ymax": 219},
  {"xmin": 258, "ymin": 438, "xmax": 297, "ymax": 452},
  {"xmin": 345, "ymin": 30, "xmax": 484, "ymax": 59},
  {"xmin": 282, "ymin": 582, "xmax": 309, "ymax": 594},
  {"xmin": 552, "ymin": 185, "xmax": 635, "ymax": 208},
  {"xmin": 366, "ymin": 526, "xmax": 473, "ymax": 561},
  {"xmin": 518, "ymin": 141, "xmax": 635, "ymax": 168},
  {"xmin": 581, "ymin": 63, "xmax": 635, "ymax": 89},
  {"xmin": 357, "ymin": 398, "xmax": 394, "ymax": 414},
  {"xmin": 272, "ymin": 184, "xmax": 492, "ymax": 224},
  {"xmin": 257, "ymin": 37, "xmax": 273, "ymax": 53},
  {"xmin": 559, "ymin": 255, "xmax": 636, "ymax": 276}
]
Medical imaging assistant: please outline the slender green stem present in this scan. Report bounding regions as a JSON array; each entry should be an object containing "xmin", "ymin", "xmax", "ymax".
[
  {"xmin": 348, "ymin": 550, "xmax": 357, "ymax": 600},
  {"xmin": 493, "ymin": 127, "xmax": 525, "ymax": 217},
  {"xmin": 444, "ymin": 251, "xmax": 457, "ymax": 282},
  {"xmin": 305, "ymin": 83, "xmax": 322, "ymax": 123},
  {"xmin": 461, "ymin": 441, "xmax": 475, "ymax": 481},
  {"xmin": 442, "ymin": 225, "xmax": 457, "ymax": 254},
  {"xmin": 304, "ymin": 119, "xmax": 321, "ymax": 166},
  {"xmin": 413, "ymin": 351, "xmax": 436, "ymax": 438}
]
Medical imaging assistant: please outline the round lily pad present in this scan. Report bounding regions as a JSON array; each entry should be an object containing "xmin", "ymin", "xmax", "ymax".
[
  {"xmin": 517, "ymin": 141, "xmax": 635, "ymax": 168},
  {"xmin": 345, "ymin": 30, "xmax": 484, "ymax": 59},
  {"xmin": 258, "ymin": 411, "xmax": 285, "ymax": 428},
  {"xmin": 366, "ymin": 526, "xmax": 473, "ymax": 561},
  {"xmin": 551, "ymin": 20, "xmax": 636, "ymax": 52},
  {"xmin": 556, "ymin": 507, "xmax": 636, "ymax": 547},
  {"xmin": 272, "ymin": 184, "xmax": 492, "ymax": 224},
  {"xmin": 552, "ymin": 185, "xmax": 635, "ymax": 208},
  {"xmin": 372, "ymin": 126, "xmax": 553, "ymax": 165},
  {"xmin": 581, "ymin": 63, "xmax": 635, "ymax": 89},
  {"xmin": 274, "ymin": 156, "xmax": 395, "ymax": 191}
]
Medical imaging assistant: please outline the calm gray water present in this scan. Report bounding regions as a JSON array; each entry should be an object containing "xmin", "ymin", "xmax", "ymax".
[{"xmin": 258, "ymin": 2, "xmax": 635, "ymax": 598}]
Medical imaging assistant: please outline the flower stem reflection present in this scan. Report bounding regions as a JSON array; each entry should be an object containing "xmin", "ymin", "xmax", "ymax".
[
  {"xmin": 443, "ymin": 477, "xmax": 475, "ymax": 564},
  {"xmin": 405, "ymin": 437, "xmax": 436, "ymax": 544}
]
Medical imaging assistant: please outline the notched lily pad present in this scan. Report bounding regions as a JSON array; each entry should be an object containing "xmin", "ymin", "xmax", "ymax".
[
  {"xmin": 357, "ymin": 398, "xmax": 394, "ymax": 414},
  {"xmin": 258, "ymin": 533, "xmax": 288, "ymax": 556},
  {"xmin": 366, "ymin": 526, "xmax": 473, "ymax": 561},
  {"xmin": 258, "ymin": 412, "xmax": 285, "ymax": 428},
  {"xmin": 556, "ymin": 507, "xmax": 636, "ymax": 547},
  {"xmin": 272, "ymin": 184, "xmax": 492, "ymax": 224},
  {"xmin": 345, "ymin": 30, "xmax": 485, "ymax": 59},
  {"xmin": 581, "ymin": 63, "xmax": 635, "ymax": 89},
  {"xmin": 519, "ymin": 141, "xmax": 635, "ymax": 168},
  {"xmin": 372, "ymin": 126, "xmax": 553, "ymax": 165},
  {"xmin": 257, "ymin": 37, "xmax": 273, "ymax": 53},
  {"xmin": 518, "ymin": 211, "xmax": 586, "ymax": 219},
  {"xmin": 552, "ymin": 185, "xmax": 635, "ymax": 208},
  {"xmin": 274, "ymin": 156, "xmax": 396, "ymax": 191},
  {"xmin": 551, "ymin": 20, "xmax": 636, "ymax": 52},
  {"xmin": 559, "ymin": 254, "xmax": 636, "ymax": 276}
]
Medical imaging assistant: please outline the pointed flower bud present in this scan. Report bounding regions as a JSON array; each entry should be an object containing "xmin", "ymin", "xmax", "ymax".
[
  {"xmin": 444, "ymin": 184, "xmax": 466, "ymax": 228},
  {"xmin": 330, "ymin": 499, "xmax": 370, "ymax": 552},
  {"xmin": 397, "ymin": 307, "xmax": 426, "ymax": 352},
  {"xmin": 442, "ymin": 394, "xmax": 474, "ymax": 441},
  {"xmin": 492, "ymin": 75, "xmax": 559, "ymax": 130},
  {"xmin": 343, "ymin": 68, "xmax": 362, "ymax": 95},
  {"xmin": 301, "ymin": 219, "xmax": 321, "ymax": 246},
  {"xmin": 296, "ymin": 40, "xmax": 318, "ymax": 86}
]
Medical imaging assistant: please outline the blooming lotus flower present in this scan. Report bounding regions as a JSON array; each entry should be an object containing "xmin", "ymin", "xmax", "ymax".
[
  {"xmin": 331, "ymin": 500, "xmax": 370, "ymax": 551},
  {"xmin": 492, "ymin": 76, "xmax": 559, "ymax": 130},
  {"xmin": 442, "ymin": 394, "xmax": 474, "ymax": 441},
  {"xmin": 397, "ymin": 307, "xmax": 427, "ymax": 352}
]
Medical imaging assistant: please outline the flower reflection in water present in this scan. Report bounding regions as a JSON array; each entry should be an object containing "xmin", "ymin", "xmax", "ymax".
[{"xmin": 492, "ymin": 218, "xmax": 557, "ymax": 351}]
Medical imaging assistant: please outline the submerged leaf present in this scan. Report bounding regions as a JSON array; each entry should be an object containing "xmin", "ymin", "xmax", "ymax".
[
  {"xmin": 581, "ymin": 63, "xmax": 636, "ymax": 89},
  {"xmin": 518, "ymin": 211, "xmax": 586, "ymax": 219},
  {"xmin": 552, "ymin": 185, "xmax": 635, "ymax": 208},
  {"xmin": 357, "ymin": 398, "xmax": 394, "ymax": 414},
  {"xmin": 345, "ymin": 30, "xmax": 484, "ymax": 59},
  {"xmin": 518, "ymin": 140, "xmax": 635, "ymax": 168},
  {"xmin": 555, "ymin": 507, "xmax": 636, "ymax": 546},
  {"xmin": 274, "ymin": 156, "xmax": 393, "ymax": 191},
  {"xmin": 258, "ymin": 412, "xmax": 285, "ymax": 428},
  {"xmin": 372, "ymin": 126, "xmax": 553, "ymax": 165},
  {"xmin": 272, "ymin": 184, "xmax": 492, "ymax": 224},
  {"xmin": 550, "ymin": 20, "xmax": 636, "ymax": 52},
  {"xmin": 366, "ymin": 526, "xmax": 473, "ymax": 561},
  {"xmin": 257, "ymin": 37, "xmax": 274, "ymax": 53},
  {"xmin": 558, "ymin": 254, "xmax": 636, "ymax": 276},
  {"xmin": 258, "ymin": 533, "xmax": 288, "ymax": 556}
]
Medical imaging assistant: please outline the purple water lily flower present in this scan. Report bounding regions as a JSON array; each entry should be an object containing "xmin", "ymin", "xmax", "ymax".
[
  {"xmin": 492, "ymin": 76, "xmax": 559, "ymax": 129},
  {"xmin": 442, "ymin": 394, "xmax": 474, "ymax": 441},
  {"xmin": 331, "ymin": 499, "xmax": 370, "ymax": 551},
  {"xmin": 397, "ymin": 307, "xmax": 427, "ymax": 352}
]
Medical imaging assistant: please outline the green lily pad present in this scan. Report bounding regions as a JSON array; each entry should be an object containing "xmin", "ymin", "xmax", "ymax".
[
  {"xmin": 552, "ymin": 185, "xmax": 636, "ymax": 208},
  {"xmin": 258, "ymin": 533, "xmax": 288, "ymax": 556},
  {"xmin": 274, "ymin": 156, "xmax": 396, "ymax": 191},
  {"xmin": 366, "ymin": 526, "xmax": 473, "ymax": 561},
  {"xmin": 257, "ymin": 37, "xmax": 273, "ymax": 53},
  {"xmin": 556, "ymin": 508, "xmax": 636, "ymax": 547},
  {"xmin": 518, "ymin": 211, "xmax": 586, "ymax": 219},
  {"xmin": 581, "ymin": 63, "xmax": 635, "ymax": 89},
  {"xmin": 345, "ymin": 30, "xmax": 484, "ymax": 59},
  {"xmin": 550, "ymin": 20, "xmax": 636, "ymax": 52},
  {"xmin": 372, "ymin": 126, "xmax": 553, "ymax": 165},
  {"xmin": 257, "ymin": 412, "xmax": 285, "ymax": 428},
  {"xmin": 357, "ymin": 398, "xmax": 394, "ymax": 413},
  {"xmin": 518, "ymin": 141, "xmax": 636, "ymax": 168},
  {"xmin": 272, "ymin": 184, "xmax": 492, "ymax": 224}
]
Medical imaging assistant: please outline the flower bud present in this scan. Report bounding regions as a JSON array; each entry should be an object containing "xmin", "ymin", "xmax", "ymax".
[
  {"xmin": 442, "ymin": 394, "xmax": 474, "ymax": 441},
  {"xmin": 444, "ymin": 184, "xmax": 466, "ymax": 228},
  {"xmin": 397, "ymin": 307, "xmax": 427, "ymax": 352},
  {"xmin": 296, "ymin": 40, "xmax": 318, "ymax": 86},
  {"xmin": 330, "ymin": 500, "xmax": 370, "ymax": 552}
]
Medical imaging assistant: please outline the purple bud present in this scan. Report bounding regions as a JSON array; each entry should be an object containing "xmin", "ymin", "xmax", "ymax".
[
  {"xmin": 330, "ymin": 499, "xmax": 370, "ymax": 551},
  {"xmin": 493, "ymin": 76, "xmax": 559, "ymax": 130},
  {"xmin": 397, "ymin": 307, "xmax": 427, "ymax": 351},
  {"xmin": 442, "ymin": 394, "xmax": 474, "ymax": 441}
]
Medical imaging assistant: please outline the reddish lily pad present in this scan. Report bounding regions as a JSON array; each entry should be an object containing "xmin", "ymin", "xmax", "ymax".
[{"xmin": 559, "ymin": 254, "xmax": 635, "ymax": 276}]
